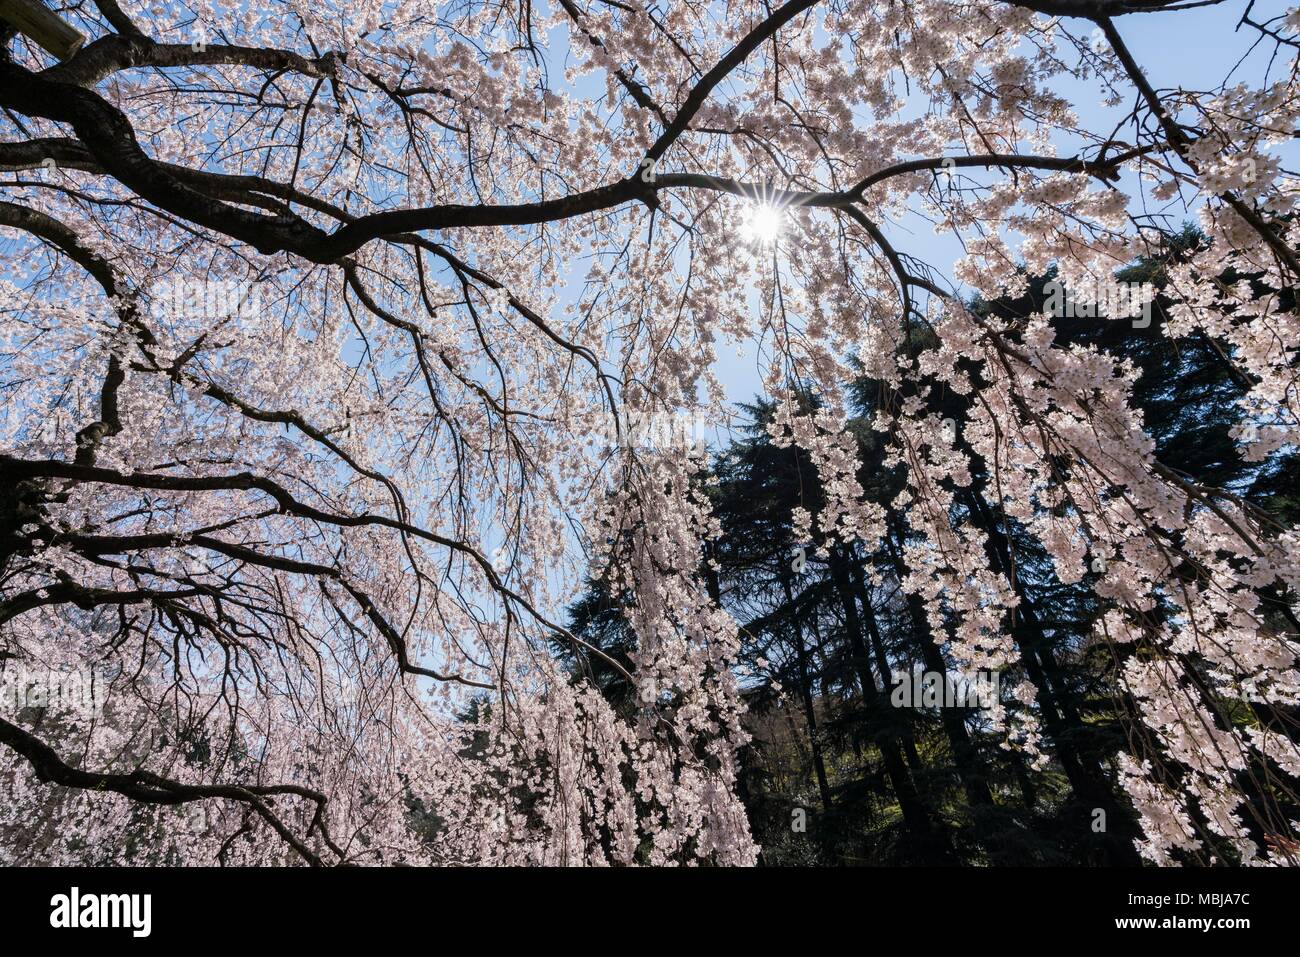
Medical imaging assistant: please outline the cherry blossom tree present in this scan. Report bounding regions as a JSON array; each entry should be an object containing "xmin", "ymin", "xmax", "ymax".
[{"xmin": 0, "ymin": 0, "xmax": 1296, "ymax": 865}]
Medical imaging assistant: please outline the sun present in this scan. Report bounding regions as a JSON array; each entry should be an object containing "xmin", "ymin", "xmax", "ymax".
[{"xmin": 740, "ymin": 203, "xmax": 784, "ymax": 245}]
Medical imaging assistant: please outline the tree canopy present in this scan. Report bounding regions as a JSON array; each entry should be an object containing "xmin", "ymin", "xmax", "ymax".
[{"xmin": 0, "ymin": 0, "xmax": 1297, "ymax": 865}]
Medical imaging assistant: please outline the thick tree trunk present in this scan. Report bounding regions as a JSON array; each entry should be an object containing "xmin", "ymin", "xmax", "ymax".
[
  {"xmin": 780, "ymin": 574, "xmax": 834, "ymax": 815},
  {"xmin": 828, "ymin": 551, "xmax": 954, "ymax": 862},
  {"xmin": 846, "ymin": 556, "xmax": 923, "ymax": 772},
  {"xmin": 878, "ymin": 527, "xmax": 997, "ymax": 811}
]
